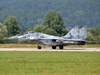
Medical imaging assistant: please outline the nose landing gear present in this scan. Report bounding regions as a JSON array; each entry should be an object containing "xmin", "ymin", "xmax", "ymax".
[{"xmin": 37, "ymin": 41, "xmax": 42, "ymax": 49}]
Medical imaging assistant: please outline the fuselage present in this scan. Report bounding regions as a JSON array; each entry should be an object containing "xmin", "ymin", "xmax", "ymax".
[{"xmin": 9, "ymin": 31, "xmax": 85, "ymax": 46}]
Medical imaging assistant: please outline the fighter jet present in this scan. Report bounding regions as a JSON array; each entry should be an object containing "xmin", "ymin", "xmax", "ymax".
[{"xmin": 8, "ymin": 26, "xmax": 87, "ymax": 49}]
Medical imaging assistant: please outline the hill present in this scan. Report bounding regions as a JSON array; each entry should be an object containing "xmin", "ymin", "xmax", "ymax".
[{"xmin": 0, "ymin": 0, "xmax": 100, "ymax": 29}]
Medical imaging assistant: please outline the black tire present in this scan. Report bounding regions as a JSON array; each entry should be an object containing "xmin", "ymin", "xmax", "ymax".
[
  {"xmin": 52, "ymin": 46, "xmax": 56, "ymax": 49},
  {"xmin": 59, "ymin": 46, "xmax": 63, "ymax": 49},
  {"xmin": 38, "ymin": 46, "xmax": 41, "ymax": 49}
]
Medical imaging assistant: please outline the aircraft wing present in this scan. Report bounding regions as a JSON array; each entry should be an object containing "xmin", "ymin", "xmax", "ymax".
[{"xmin": 26, "ymin": 37, "xmax": 86, "ymax": 42}]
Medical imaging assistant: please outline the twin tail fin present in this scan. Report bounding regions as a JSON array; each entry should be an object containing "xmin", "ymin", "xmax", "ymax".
[{"xmin": 63, "ymin": 26, "xmax": 87, "ymax": 40}]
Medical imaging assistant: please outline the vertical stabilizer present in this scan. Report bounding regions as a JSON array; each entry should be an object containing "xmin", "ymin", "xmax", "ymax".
[
  {"xmin": 79, "ymin": 26, "xmax": 87, "ymax": 40},
  {"xmin": 63, "ymin": 26, "xmax": 79, "ymax": 39}
]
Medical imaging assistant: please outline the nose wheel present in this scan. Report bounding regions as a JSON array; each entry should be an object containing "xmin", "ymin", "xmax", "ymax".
[{"xmin": 38, "ymin": 46, "xmax": 41, "ymax": 49}]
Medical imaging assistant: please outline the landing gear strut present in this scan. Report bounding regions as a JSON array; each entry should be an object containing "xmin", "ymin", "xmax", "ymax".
[{"xmin": 37, "ymin": 41, "xmax": 42, "ymax": 49}]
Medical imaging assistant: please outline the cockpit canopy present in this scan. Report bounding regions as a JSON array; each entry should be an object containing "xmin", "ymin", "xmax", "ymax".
[{"xmin": 24, "ymin": 31, "xmax": 35, "ymax": 34}]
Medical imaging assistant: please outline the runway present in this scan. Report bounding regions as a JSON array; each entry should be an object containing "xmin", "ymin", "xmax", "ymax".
[{"xmin": 0, "ymin": 48, "xmax": 100, "ymax": 51}]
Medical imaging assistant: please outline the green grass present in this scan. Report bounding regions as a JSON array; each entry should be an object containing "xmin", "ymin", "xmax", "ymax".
[{"xmin": 0, "ymin": 51, "xmax": 100, "ymax": 75}]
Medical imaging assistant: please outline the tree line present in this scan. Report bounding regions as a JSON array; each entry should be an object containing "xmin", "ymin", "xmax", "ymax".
[{"xmin": 0, "ymin": 10, "xmax": 100, "ymax": 44}]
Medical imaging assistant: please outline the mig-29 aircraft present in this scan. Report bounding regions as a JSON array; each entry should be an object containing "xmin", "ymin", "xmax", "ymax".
[{"xmin": 9, "ymin": 26, "xmax": 87, "ymax": 49}]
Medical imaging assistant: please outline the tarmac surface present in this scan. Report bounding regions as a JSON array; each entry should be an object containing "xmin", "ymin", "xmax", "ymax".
[{"xmin": 0, "ymin": 48, "xmax": 100, "ymax": 51}]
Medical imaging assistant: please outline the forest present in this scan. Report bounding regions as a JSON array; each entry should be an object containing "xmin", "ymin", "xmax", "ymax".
[
  {"xmin": 0, "ymin": 0, "xmax": 100, "ymax": 29},
  {"xmin": 0, "ymin": 10, "xmax": 100, "ymax": 44}
]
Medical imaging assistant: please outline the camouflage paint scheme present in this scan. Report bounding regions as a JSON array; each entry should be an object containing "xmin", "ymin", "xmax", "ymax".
[{"xmin": 9, "ymin": 26, "xmax": 87, "ymax": 49}]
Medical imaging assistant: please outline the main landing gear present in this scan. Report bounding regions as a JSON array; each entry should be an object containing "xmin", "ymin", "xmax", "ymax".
[
  {"xmin": 52, "ymin": 46, "xmax": 63, "ymax": 49},
  {"xmin": 59, "ymin": 46, "xmax": 63, "ymax": 49},
  {"xmin": 52, "ymin": 46, "xmax": 56, "ymax": 49}
]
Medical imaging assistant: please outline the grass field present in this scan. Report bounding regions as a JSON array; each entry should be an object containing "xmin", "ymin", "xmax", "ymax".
[
  {"xmin": 0, "ymin": 44, "xmax": 100, "ymax": 48},
  {"xmin": 0, "ymin": 51, "xmax": 100, "ymax": 75}
]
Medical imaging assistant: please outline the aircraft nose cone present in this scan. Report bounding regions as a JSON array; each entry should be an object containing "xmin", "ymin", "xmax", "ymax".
[{"xmin": 8, "ymin": 36, "xmax": 18, "ymax": 40}]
